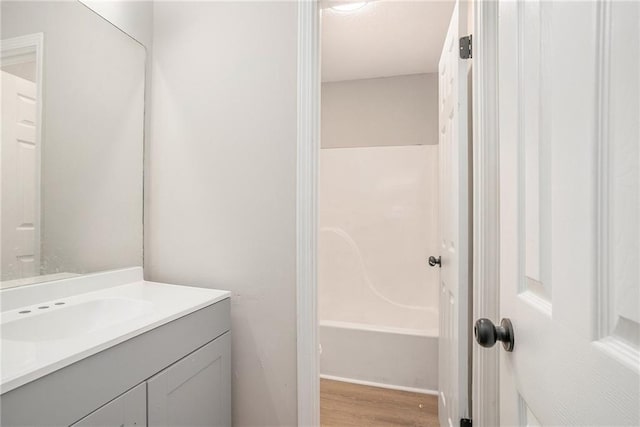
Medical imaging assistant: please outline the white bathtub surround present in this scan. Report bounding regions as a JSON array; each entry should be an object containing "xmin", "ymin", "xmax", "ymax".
[
  {"xmin": 319, "ymin": 145, "xmax": 439, "ymax": 391},
  {"xmin": 319, "ymin": 145, "xmax": 439, "ymax": 326},
  {"xmin": 0, "ymin": 267, "xmax": 230, "ymax": 393}
]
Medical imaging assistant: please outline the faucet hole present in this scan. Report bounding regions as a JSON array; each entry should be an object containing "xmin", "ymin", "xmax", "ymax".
[
  {"xmin": 38, "ymin": 306, "xmax": 49, "ymax": 309},
  {"xmin": 54, "ymin": 302, "xmax": 65, "ymax": 305},
  {"xmin": 19, "ymin": 310, "xmax": 31, "ymax": 314}
]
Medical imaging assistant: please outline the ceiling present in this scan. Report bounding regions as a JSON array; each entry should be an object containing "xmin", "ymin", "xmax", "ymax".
[{"xmin": 321, "ymin": 0, "xmax": 455, "ymax": 82}]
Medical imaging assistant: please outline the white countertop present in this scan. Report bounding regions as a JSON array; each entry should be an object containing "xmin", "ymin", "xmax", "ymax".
[{"xmin": 0, "ymin": 268, "xmax": 230, "ymax": 394}]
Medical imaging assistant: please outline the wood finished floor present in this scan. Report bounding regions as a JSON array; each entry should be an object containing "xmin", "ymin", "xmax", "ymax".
[{"xmin": 320, "ymin": 379, "xmax": 439, "ymax": 427}]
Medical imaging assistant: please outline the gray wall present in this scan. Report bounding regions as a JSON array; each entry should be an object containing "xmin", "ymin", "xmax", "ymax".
[
  {"xmin": 146, "ymin": 2, "xmax": 298, "ymax": 426},
  {"xmin": 321, "ymin": 73, "xmax": 438, "ymax": 148}
]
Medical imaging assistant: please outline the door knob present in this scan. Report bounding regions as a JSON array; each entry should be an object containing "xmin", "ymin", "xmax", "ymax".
[
  {"xmin": 428, "ymin": 256, "xmax": 441, "ymax": 267},
  {"xmin": 474, "ymin": 318, "xmax": 514, "ymax": 352}
]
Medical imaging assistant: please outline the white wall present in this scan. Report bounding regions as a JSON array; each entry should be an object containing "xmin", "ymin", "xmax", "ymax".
[
  {"xmin": 147, "ymin": 2, "xmax": 298, "ymax": 426},
  {"xmin": 321, "ymin": 73, "xmax": 438, "ymax": 148}
]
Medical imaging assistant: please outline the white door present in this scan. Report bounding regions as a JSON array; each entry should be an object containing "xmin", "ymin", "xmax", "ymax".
[
  {"xmin": 1, "ymin": 70, "xmax": 40, "ymax": 280},
  {"xmin": 438, "ymin": 1, "xmax": 471, "ymax": 425},
  {"xmin": 496, "ymin": 0, "xmax": 640, "ymax": 425}
]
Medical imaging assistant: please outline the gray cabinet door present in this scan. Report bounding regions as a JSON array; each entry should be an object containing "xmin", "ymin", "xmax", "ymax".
[
  {"xmin": 71, "ymin": 383, "xmax": 146, "ymax": 427},
  {"xmin": 147, "ymin": 332, "xmax": 231, "ymax": 427}
]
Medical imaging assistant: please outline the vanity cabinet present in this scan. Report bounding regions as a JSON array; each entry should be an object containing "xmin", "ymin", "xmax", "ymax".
[
  {"xmin": 71, "ymin": 333, "xmax": 231, "ymax": 427},
  {"xmin": 1, "ymin": 297, "xmax": 231, "ymax": 427}
]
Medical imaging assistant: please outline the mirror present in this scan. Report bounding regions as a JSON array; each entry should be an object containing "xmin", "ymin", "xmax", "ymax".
[{"xmin": 1, "ymin": 1, "xmax": 145, "ymax": 288}]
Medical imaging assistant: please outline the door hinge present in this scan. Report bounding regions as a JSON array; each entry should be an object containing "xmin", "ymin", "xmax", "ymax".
[
  {"xmin": 459, "ymin": 35, "xmax": 472, "ymax": 59},
  {"xmin": 460, "ymin": 418, "xmax": 472, "ymax": 427}
]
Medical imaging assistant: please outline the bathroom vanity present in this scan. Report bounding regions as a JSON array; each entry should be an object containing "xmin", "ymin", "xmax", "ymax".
[
  {"xmin": 0, "ymin": 268, "xmax": 231, "ymax": 426},
  {"xmin": 0, "ymin": 3, "xmax": 233, "ymax": 425}
]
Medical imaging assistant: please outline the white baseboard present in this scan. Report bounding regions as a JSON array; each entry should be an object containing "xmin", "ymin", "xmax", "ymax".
[{"xmin": 320, "ymin": 374, "xmax": 439, "ymax": 396}]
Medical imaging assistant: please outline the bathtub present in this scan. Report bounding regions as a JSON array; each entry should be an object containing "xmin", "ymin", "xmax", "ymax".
[
  {"xmin": 319, "ymin": 145, "xmax": 440, "ymax": 395},
  {"xmin": 319, "ymin": 313, "xmax": 438, "ymax": 394}
]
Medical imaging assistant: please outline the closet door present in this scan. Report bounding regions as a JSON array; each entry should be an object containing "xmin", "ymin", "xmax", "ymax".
[
  {"xmin": 71, "ymin": 383, "xmax": 146, "ymax": 427},
  {"xmin": 147, "ymin": 332, "xmax": 231, "ymax": 427}
]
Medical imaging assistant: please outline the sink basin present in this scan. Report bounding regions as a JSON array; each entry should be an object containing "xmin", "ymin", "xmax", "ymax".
[{"xmin": 1, "ymin": 298, "xmax": 153, "ymax": 342}]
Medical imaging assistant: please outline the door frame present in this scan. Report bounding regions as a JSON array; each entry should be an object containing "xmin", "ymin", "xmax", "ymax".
[
  {"xmin": 295, "ymin": 1, "xmax": 499, "ymax": 425},
  {"xmin": 0, "ymin": 33, "xmax": 45, "ymax": 280},
  {"xmin": 470, "ymin": 2, "xmax": 500, "ymax": 426},
  {"xmin": 296, "ymin": 1, "xmax": 320, "ymax": 426}
]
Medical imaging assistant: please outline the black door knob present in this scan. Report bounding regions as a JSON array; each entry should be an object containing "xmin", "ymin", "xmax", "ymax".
[
  {"xmin": 474, "ymin": 318, "xmax": 514, "ymax": 352},
  {"xmin": 428, "ymin": 256, "xmax": 441, "ymax": 267}
]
